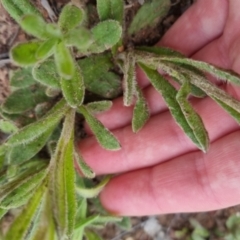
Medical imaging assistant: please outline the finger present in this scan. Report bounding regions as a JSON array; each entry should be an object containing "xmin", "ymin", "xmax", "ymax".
[
  {"xmin": 159, "ymin": 0, "xmax": 228, "ymax": 55},
  {"xmin": 79, "ymin": 96, "xmax": 239, "ymax": 175},
  {"xmin": 100, "ymin": 130, "xmax": 240, "ymax": 216}
]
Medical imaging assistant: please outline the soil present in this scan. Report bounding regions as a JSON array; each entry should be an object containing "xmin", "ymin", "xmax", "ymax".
[{"xmin": 1, "ymin": 1, "xmax": 240, "ymax": 240}]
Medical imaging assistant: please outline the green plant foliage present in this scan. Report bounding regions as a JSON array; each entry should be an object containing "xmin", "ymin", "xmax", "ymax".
[
  {"xmin": 78, "ymin": 54, "xmax": 122, "ymax": 98},
  {"xmin": 36, "ymin": 38, "xmax": 58, "ymax": 60},
  {"xmin": 0, "ymin": 119, "xmax": 18, "ymax": 134},
  {"xmin": 85, "ymin": 230, "xmax": 103, "ymax": 240},
  {"xmin": 128, "ymin": 0, "xmax": 171, "ymax": 35},
  {"xmin": 88, "ymin": 20, "xmax": 122, "ymax": 53},
  {"xmin": 58, "ymin": 4, "xmax": 84, "ymax": 33},
  {"xmin": 32, "ymin": 59, "xmax": 60, "ymax": 89},
  {"xmin": 2, "ymin": 87, "xmax": 48, "ymax": 114},
  {"xmin": 78, "ymin": 106, "xmax": 121, "ymax": 150},
  {"xmin": 96, "ymin": 0, "xmax": 124, "ymax": 24},
  {"xmin": 49, "ymin": 110, "xmax": 76, "ymax": 239},
  {"xmin": 4, "ymin": 181, "xmax": 47, "ymax": 240},
  {"xmin": 10, "ymin": 67, "xmax": 35, "ymax": 88},
  {"xmin": 11, "ymin": 41, "xmax": 43, "ymax": 66},
  {"xmin": 86, "ymin": 101, "xmax": 112, "ymax": 114}
]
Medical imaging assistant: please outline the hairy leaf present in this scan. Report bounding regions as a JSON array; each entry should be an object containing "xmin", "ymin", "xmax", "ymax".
[
  {"xmin": 49, "ymin": 109, "xmax": 76, "ymax": 238},
  {"xmin": 6, "ymin": 99, "xmax": 69, "ymax": 147},
  {"xmin": 1, "ymin": 0, "xmax": 41, "ymax": 23},
  {"xmin": 54, "ymin": 41, "xmax": 75, "ymax": 79},
  {"xmin": 128, "ymin": 0, "xmax": 171, "ymax": 35},
  {"xmin": 139, "ymin": 63, "xmax": 204, "ymax": 150},
  {"xmin": 0, "ymin": 119, "xmax": 18, "ymax": 134},
  {"xmin": 2, "ymin": 87, "xmax": 48, "ymax": 114},
  {"xmin": 78, "ymin": 54, "xmax": 121, "ymax": 98},
  {"xmin": 88, "ymin": 20, "xmax": 122, "ymax": 53},
  {"xmin": 75, "ymin": 150, "xmax": 95, "ymax": 179},
  {"xmin": 10, "ymin": 67, "xmax": 35, "ymax": 88},
  {"xmin": 20, "ymin": 14, "xmax": 49, "ymax": 40},
  {"xmin": 58, "ymin": 4, "xmax": 84, "ymax": 33},
  {"xmin": 5, "ymin": 181, "xmax": 47, "ymax": 240},
  {"xmin": 32, "ymin": 59, "xmax": 60, "ymax": 89},
  {"xmin": 96, "ymin": 0, "xmax": 124, "ymax": 24},
  {"xmin": 36, "ymin": 38, "xmax": 58, "ymax": 60},
  {"xmin": 60, "ymin": 64, "xmax": 85, "ymax": 108},
  {"xmin": 78, "ymin": 106, "xmax": 121, "ymax": 150},
  {"xmin": 176, "ymin": 81, "xmax": 209, "ymax": 152},
  {"xmin": 122, "ymin": 52, "xmax": 136, "ymax": 106},
  {"xmin": 11, "ymin": 41, "xmax": 43, "ymax": 66},
  {"xmin": 86, "ymin": 101, "xmax": 112, "ymax": 114},
  {"xmin": 76, "ymin": 176, "xmax": 110, "ymax": 198},
  {"xmin": 64, "ymin": 27, "xmax": 93, "ymax": 50},
  {"xmin": 132, "ymin": 86, "xmax": 150, "ymax": 133}
]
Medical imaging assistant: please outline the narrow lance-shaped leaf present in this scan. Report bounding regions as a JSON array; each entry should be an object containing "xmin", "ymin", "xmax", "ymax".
[
  {"xmin": 87, "ymin": 20, "xmax": 122, "ymax": 54},
  {"xmin": 20, "ymin": 14, "xmax": 49, "ymax": 40},
  {"xmin": 86, "ymin": 101, "xmax": 112, "ymax": 114},
  {"xmin": 76, "ymin": 176, "xmax": 111, "ymax": 198},
  {"xmin": 162, "ymin": 57, "xmax": 240, "ymax": 85},
  {"xmin": 60, "ymin": 64, "xmax": 85, "ymax": 108},
  {"xmin": 176, "ymin": 80, "xmax": 209, "ymax": 152},
  {"xmin": 75, "ymin": 150, "xmax": 95, "ymax": 179},
  {"xmin": 55, "ymin": 41, "xmax": 75, "ymax": 79},
  {"xmin": 49, "ymin": 109, "xmax": 76, "ymax": 238},
  {"xmin": 78, "ymin": 105, "xmax": 121, "ymax": 150},
  {"xmin": 123, "ymin": 52, "xmax": 137, "ymax": 106},
  {"xmin": 7, "ymin": 126, "xmax": 54, "ymax": 164},
  {"xmin": 6, "ymin": 99, "xmax": 69, "ymax": 147},
  {"xmin": 58, "ymin": 4, "xmax": 84, "ymax": 33},
  {"xmin": 132, "ymin": 86, "xmax": 150, "ymax": 133},
  {"xmin": 1, "ymin": 0, "xmax": 41, "ymax": 23},
  {"xmin": 138, "ymin": 63, "xmax": 203, "ymax": 150},
  {"xmin": 0, "ymin": 164, "xmax": 48, "ymax": 209},
  {"xmin": 11, "ymin": 41, "xmax": 43, "ymax": 66},
  {"xmin": 5, "ymin": 180, "xmax": 47, "ymax": 240},
  {"xmin": 32, "ymin": 59, "xmax": 60, "ymax": 89},
  {"xmin": 75, "ymin": 215, "xmax": 99, "ymax": 230}
]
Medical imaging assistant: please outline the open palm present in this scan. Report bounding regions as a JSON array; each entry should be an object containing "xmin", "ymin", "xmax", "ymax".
[{"xmin": 79, "ymin": 0, "xmax": 240, "ymax": 216}]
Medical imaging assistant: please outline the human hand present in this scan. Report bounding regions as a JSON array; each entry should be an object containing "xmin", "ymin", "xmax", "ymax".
[{"xmin": 79, "ymin": 0, "xmax": 240, "ymax": 216}]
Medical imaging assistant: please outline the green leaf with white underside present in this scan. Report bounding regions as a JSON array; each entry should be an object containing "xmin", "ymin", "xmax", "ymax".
[
  {"xmin": 0, "ymin": 119, "xmax": 18, "ymax": 134},
  {"xmin": 49, "ymin": 109, "xmax": 76, "ymax": 238},
  {"xmin": 6, "ymin": 99, "xmax": 68, "ymax": 147},
  {"xmin": 60, "ymin": 64, "xmax": 85, "ymax": 108},
  {"xmin": 7, "ymin": 126, "xmax": 54, "ymax": 164},
  {"xmin": 10, "ymin": 67, "xmax": 35, "ymax": 88},
  {"xmin": 123, "ymin": 52, "xmax": 136, "ymax": 106},
  {"xmin": 58, "ymin": 4, "xmax": 84, "ymax": 33},
  {"xmin": 88, "ymin": 20, "xmax": 122, "ymax": 53},
  {"xmin": 139, "ymin": 63, "xmax": 205, "ymax": 151},
  {"xmin": 32, "ymin": 59, "xmax": 60, "ymax": 89},
  {"xmin": 54, "ymin": 41, "xmax": 75, "ymax": 79},
  {"xmin": 75, "ymin": 150, "xmax": 95, "ymax": 179},
  {"xmin": 76, "ymin": 176, "xmax": 110, "ymax": 198},
  {"xmin": 20, "ymin": 14, "xmax": 50, "ymax": 40},
  {"xmin": 5, "ymin": 181, "xmax": 47, "ymax": 240},
  {"xmin": 162, "ymin": 57, "xmax": 240, "ymax": 85},
  {"xmin": 2, "ymin": 87, "xmax": 49, "ymax": 114},
  {"xmin": 86, "ymin": 101, "xmax": 112, "ymax": 114},
  {"xmin": 36, "ymin": 38, "xmax": 58, "ymax": 60},
  {"xmin": 176, "ymin": 80, "xmax": 209, "ymax": 152},
  {"xmin": 132, "ymin": 86, "xmax": 150, "ymax": 133},
  {"xmin": 78, "ymin": 54, "xmax": 121, "ymax": 98},
  {"xmin": 128, "ymin": 0, "xmax": 171, "ymax": 35},
  {"xmin": 78, "ymin": 105, "xmax": 121, "ymax": 150},
  {"xmin": 64, "ymin": 27, "xmax": 92, "ymax": 50},
  {"xmin": 1, "ymin": 0, "xmax": 41, "ymax": 23},
  {"xmin": 96, "ymin": 0, "xmax": 124, "ymax": 24},
  {"xmin": 11, "ymin": 41, "xmax": 43, "ymax": 66}
]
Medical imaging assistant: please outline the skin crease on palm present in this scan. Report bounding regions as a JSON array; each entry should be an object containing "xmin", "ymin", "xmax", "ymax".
[{"xmin": 78, "ymin": 0, "xmax": 240, "ymax": 216}]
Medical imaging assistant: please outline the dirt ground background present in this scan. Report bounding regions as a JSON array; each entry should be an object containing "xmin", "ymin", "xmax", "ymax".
[{"xmin": 1, "ymin": 1, "xmax": 240, "ymax": 240}]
